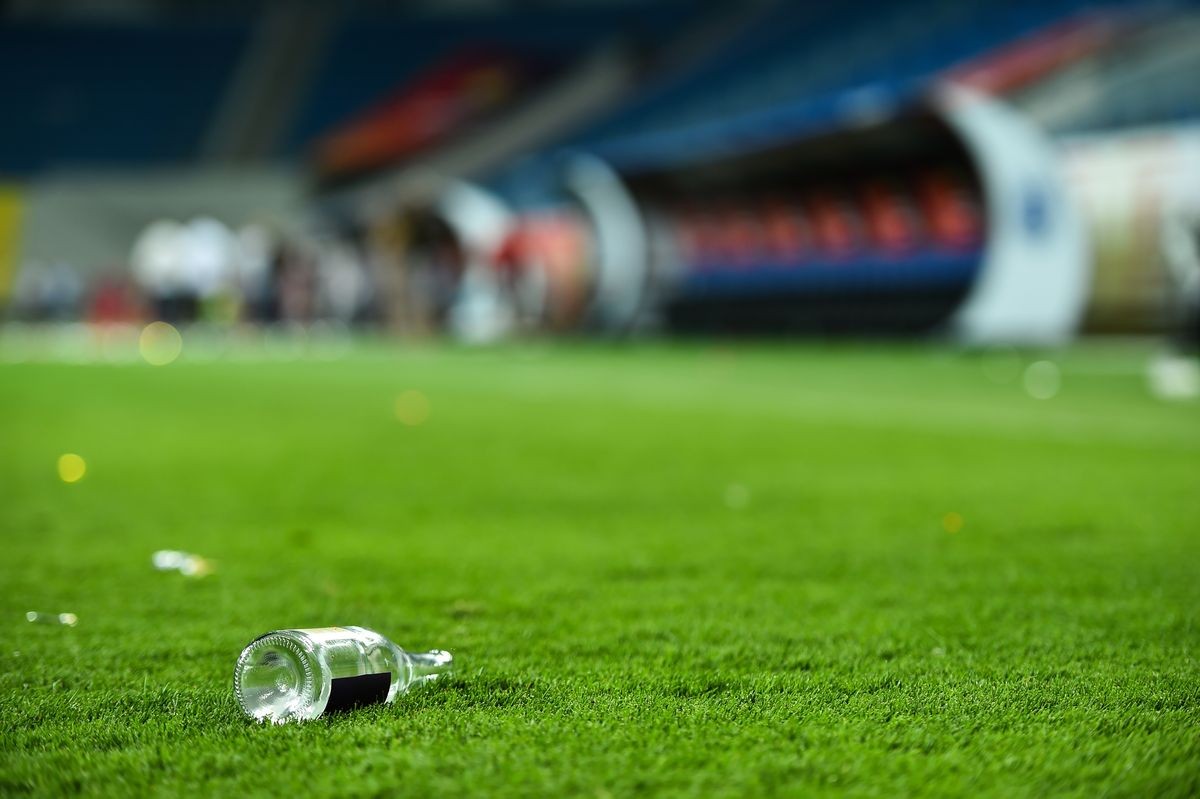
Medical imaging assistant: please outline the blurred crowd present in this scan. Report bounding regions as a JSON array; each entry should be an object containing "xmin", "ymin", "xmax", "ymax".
[
  {"xmin": 2, "ymin": 165, "xmax": 987, "ymax": 335},
  {"xmin": 8, "ymin": 217, "xmax": 371, "ymax": 330}
]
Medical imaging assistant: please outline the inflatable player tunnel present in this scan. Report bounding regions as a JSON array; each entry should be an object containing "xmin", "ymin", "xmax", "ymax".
[{"xmin": 499, "ymin": 86, "xmax": 1089, "ymax": 343}]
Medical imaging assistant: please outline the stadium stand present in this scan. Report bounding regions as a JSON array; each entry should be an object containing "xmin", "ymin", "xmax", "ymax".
[
  {"xmin": 280, "ymin": 5, "xmax": 700, "ymax": 159},
  {"xmin": 0, "ymin": 21, "xmax": 249, "ymax": 174},
  {"xmin": 577, "ymin": 0, "xmax": 1176, "ymax": 166}
]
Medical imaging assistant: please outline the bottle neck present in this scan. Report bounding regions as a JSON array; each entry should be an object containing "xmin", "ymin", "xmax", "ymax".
[{"xmin": 405, "ymin": 649, "xmax": 454, "ymax": 686}]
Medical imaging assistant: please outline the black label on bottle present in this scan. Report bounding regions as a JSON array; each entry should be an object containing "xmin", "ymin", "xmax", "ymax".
[{"xmin": 325, "ymin": 672, "xmax": 391, "ymax": 714}]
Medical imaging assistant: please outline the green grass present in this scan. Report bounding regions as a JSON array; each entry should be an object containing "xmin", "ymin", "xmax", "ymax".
[{"xmin": 1, "ymin": 340, "xmax": 1198, "ymax": 796}]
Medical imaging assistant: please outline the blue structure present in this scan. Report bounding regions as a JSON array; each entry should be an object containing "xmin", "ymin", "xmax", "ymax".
[{"xmin": 0, "ymin": 21, "xmax": 248, "ymax": 174}]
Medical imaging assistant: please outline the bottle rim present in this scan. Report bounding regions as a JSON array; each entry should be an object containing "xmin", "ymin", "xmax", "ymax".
[{"xmin": 233, "ymin": 631, "xmax": 320, "ymax": 723}]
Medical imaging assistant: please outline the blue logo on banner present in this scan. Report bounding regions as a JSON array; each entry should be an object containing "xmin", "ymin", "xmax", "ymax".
[{"xmin": 1023, "ymin": 184, "xmax": 1050, "ymax": 238}]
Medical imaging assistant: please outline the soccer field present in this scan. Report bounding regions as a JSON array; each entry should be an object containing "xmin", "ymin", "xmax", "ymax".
[{"xmin": 1, "ymin": 341, "xmax": 1197, "ymax": 796}]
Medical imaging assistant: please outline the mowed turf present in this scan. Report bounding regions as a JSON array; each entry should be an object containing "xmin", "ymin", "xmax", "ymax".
[{"xmin": 1, "ymin": 340, "xmax": 1197, "ymax": 797}]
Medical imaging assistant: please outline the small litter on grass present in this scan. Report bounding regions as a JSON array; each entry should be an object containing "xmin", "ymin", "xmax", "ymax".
[
  {"xmin": 1147, "ymin": 353, "xmax": 1200, "ymax": 400},
  {"xmin": 152, "ymin": 549, "xmax": 215, "ymax": 578},
  {"xmin": 26, "ymin": 611, "xmax": 77, "ymax": 626}
]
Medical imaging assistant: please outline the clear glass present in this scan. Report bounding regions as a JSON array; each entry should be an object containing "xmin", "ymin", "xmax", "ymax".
[{"xmin": 233, "ymin": 626, "xmax": 453, "ymax": 723}]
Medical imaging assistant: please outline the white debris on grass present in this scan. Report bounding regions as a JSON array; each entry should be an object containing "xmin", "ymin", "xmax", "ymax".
[
  {"xmin": 152, "ymin": 549, "xmax": 215, "ymax": 578},
  {"xmin": 1147, "ymin": 353, "xmax": 1200, "ymax": 400},
  {"xmin": 26, "ymin": 611, "xmax": 77, "ymax": 626}
]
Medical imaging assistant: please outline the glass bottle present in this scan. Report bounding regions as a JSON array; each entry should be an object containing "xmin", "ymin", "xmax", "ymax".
[{"xmin": 234, "ymin": 626, "xmax": 453, "ymax": 723}]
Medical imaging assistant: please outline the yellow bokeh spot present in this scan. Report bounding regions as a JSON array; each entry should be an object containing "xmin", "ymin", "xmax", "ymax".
[
  {"xmin": 942, "ymin": 512, "xmax": 964, "ymax": 534},
  {"xmin": 395, "ymin": 389, "xmax": 431, "ymax": 426},
  {"xmin": 139, "ymin": 321, "xmax": 183, "ymax": 366},
  {"xmin": 57, "ymin": 453, "xmax": 86, "ymax": 483}
]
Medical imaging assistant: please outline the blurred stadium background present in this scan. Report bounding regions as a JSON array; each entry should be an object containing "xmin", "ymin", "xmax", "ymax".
[
  {"xmin": 4, "ymin": 3, "xmax": 1200, "ymax": 793},
  {"xmin": 1, "ymin": 0, "xmax": 1198, "ymax": 364}
]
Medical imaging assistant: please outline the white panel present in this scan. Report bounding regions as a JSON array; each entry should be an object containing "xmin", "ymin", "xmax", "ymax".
[{"xmin": 937, "ymin": 86, "xmax": 1090, "ymax": 344}]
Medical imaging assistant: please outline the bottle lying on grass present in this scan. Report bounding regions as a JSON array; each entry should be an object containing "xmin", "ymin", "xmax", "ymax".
[{"xmin": 234, "ymin": 626, "xmax": 453, "ymax": 723}]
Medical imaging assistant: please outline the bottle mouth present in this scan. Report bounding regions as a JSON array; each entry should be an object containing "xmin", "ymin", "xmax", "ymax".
[{"xmin": 234, "ymin": 633, "xmax": 318, "ymax": 723}]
